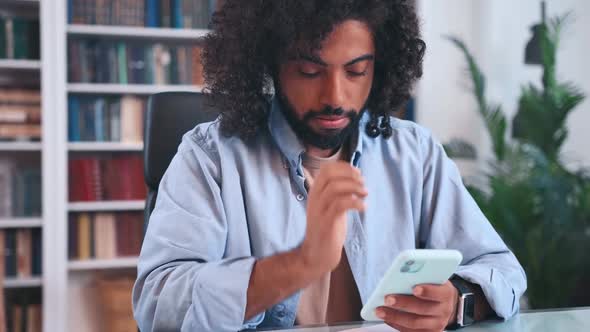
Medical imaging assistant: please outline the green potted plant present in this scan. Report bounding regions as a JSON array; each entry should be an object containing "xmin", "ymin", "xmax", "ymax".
[{"xmin": 444, "ymin": 12, "xmax": 590, "ymax": 309}]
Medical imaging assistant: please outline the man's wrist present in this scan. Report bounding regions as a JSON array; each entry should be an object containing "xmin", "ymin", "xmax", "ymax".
[
  {"xmin": 292, "ymin": 246, "xmax": 325, "ymax": 282},
  {"xmin": 447, "ymin": 284, "xmax": 460, "ymax": 325},
  {"xmin": 448, "ymin": 278, "xmax": 476, "ymax": 329}
]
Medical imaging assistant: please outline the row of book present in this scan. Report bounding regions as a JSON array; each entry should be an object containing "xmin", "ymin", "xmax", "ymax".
[
  {"xmin": 68, "ymin": 155, "xmax": 146, "ymax": 202},
  {"xmin": 2, "ymin": 288, "xmax": 42, "ymax": 332},
  {"xmin": 68, "ymin": 0, "xmax": 218, "ymax": 29},
  {"xmin": 69, "ymin": 95, "xmax": 145, "ymax": 143},
  {"xmin": 68, "ymin": 212, "xmax": 143, "ymax": 260},
  {"xmin": 68, "ymin": 40, "xmax": 205, "ymax": 85},
  {"xmin": 0, "ymin": 160, "xmax": 41, "ymax": 218},
  {"xmin": 0, "ymin": 16, "xmax": 40, "ymax": 60},
  {"xmin": 0, "ymin": 228, "xmax": 42, "ymax": 278},
  {"xmin": 0, "ymin": 89, "xmax": 42, "ymax": 142}
]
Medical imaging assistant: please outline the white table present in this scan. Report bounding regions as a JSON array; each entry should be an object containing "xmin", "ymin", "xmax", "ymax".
[{"xmin": 258, "ymin": 307, "xmax": 590, "ymax": 332}]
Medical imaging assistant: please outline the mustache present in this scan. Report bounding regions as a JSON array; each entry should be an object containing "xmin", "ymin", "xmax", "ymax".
[{"xmin": 302, "ymin": 106, "xmax": 357, "ymax": 122}]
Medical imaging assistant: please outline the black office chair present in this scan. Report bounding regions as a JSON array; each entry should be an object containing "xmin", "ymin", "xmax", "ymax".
[{"xmin": 143, "ymin": 92, "xmax": 219, "ymax": 230}]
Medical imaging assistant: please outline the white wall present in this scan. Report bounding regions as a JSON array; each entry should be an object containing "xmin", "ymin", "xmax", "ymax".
[{"xmin": 416, "ymin": 0, "xmax": 590, "ymax": 172}]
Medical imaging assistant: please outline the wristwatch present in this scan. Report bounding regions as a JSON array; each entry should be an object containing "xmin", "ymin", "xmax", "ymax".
[{"xmin": 448, "ymin": 278, "xmax": 475, "ymax": 329}]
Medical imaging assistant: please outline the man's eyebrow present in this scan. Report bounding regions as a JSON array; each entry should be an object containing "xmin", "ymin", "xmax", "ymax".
[
  {"xmin": 344, "ymin": 54, "xmax": 375, "ymax": 66},
  {"xmin": 295, "ymin": 54, "xmax": 375, "ymax": 67},
  {"xmin": 298, "ymin": 54, "xmax": 328, "ymax": 66}
]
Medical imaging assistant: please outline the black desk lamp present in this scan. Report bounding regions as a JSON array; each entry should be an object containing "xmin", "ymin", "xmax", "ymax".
[{"xmin": 524, "ymin": 1, "xmax": 546, "ymax": 65}]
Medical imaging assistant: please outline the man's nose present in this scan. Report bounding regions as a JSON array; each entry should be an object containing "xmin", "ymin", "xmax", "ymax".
[{"xmin": 319, "ymin": 72, "xmax": 346, "ymax": 109}]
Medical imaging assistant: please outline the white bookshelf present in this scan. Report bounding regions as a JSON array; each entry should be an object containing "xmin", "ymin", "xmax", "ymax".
[
  {"xmin": 0, "ymin": 59, "xmax": 42, "ymax": 71},
  {"xmin": 67, "ymin": 83, "xmax": 203, "ymax": 95},
  {"xmin": 0, "ymin": 141, "xmax": 42, "ymax": 151},
  {"xmin": 4, "ymin": 277, "xmax": 43, "ymax": 288},
  {"xmin": 68, "ymin": 200, "xmax": 145, "ymax": 212},
  {"xmin": 68, "ymin": 142, "xmax": 143, "ymax": 152},
  {"xmin": 0, "ymin": 217, "xmax": 43, "ymax": 228},
  {"xmin": 35, "ymin": 1, "xmax": 216, "ymax": 331},
  {"xmin": 68, "ymin": 257, "xmax": 138, "ymax": 271},
  {"xmin": 67, "ymin": 24, "xmax": 210, "ymax": 41}
]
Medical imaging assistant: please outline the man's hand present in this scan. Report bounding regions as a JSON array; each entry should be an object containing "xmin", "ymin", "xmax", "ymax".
[
  {"xmin": 298, "ymin": 162, "xmax": 367, "ymax": 277},
  {"xmin": 376, "ymin": 281, "xmax": 459, "ymax": 332}
]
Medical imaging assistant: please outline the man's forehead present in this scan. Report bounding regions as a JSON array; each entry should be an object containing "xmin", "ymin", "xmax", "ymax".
[{"xmin": 284, "ymin": 20, "xmax": 375, "ymax": 65}]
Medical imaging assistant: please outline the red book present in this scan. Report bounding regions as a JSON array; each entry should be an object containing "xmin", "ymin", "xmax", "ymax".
[
  {"xmin": 115, "ymin": 212, "xmax": 131, "ymax": 256},
  {"xmin": 69, "ymin": 158, "xmax": 102, "ymax": 201}
]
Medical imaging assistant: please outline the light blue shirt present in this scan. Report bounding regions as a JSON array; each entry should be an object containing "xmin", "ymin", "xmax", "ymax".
[{"xmin": 133, "ymin": 98, "xmax": 527, "ymax": 332}]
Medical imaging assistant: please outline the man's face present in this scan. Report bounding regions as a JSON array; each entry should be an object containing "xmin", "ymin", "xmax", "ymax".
[{"xmin": 278, "ymin": 20, "xmax": 376, "ymax": 151}]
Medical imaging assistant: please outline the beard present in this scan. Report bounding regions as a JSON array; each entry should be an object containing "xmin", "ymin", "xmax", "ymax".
[{"xmin": 277, "ymin": 92, "xmax": 366, "ymax": 150}]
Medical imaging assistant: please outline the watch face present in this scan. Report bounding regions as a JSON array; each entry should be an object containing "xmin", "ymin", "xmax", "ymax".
[{"xmin": 463, "ymin": 294, "xmax": 476, "ymax": 326}]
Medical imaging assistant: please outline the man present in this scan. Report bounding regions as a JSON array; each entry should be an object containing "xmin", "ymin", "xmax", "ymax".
[{"xmin": 133, "ymin": 1, "xmax": 527, "ymax": 331}]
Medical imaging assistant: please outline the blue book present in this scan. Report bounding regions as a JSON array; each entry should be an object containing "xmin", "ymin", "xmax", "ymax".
[
  {"xmin": 146, "ymin": 0, "xmax": 160, "ymax": 27},
  {"xmin": 83, "ymin": 100, "xmax": 96, "ymax": 141},
  {"xmin": 94, "ymin": 99, "xmax": 106, "ymax": 142},
  {"xmin": 67, "ymin": 0, "xmax": 73, "ymax": 23},
  {"xmin": 68, "ymin": 96, "xmax": 81, "ymax": 142},
  {"xmin": 172, "ymin": 0, "xmax": 183, "ymax": 28}
]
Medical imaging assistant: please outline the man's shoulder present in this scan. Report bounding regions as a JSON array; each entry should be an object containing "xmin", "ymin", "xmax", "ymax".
[
  {"xmin": 179, "ymin": 117, "xmax": 269, "ymax": 159},
  {"xmin": 388, "ymin": 117, "xmax": 433, "ymax": 142},
  {"xmin": 364, "ymin": 117, "xmax": 436, "ymax": 153}
]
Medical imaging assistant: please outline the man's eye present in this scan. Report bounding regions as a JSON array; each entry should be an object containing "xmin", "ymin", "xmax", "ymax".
[
  {"xmin": 298, "ymin": 70, "xmax": 321, "ymax": 78},
  {"xmin": 347, "ymin": 70, "xmax": 368, "ymax": 77}
]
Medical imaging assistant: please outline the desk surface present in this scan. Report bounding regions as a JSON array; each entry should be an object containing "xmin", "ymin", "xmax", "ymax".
[{"xmin": 260, "ymin": 307, "xmax": 590, "ymax": 332}]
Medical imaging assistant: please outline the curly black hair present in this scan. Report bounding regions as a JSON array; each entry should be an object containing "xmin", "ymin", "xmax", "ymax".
[{"xmin": 202, "ymin": 0, "xmax": 425, "ymax": 139}]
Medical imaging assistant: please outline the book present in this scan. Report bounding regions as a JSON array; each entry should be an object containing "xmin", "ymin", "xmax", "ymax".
[
  {"xmin": 68, "ymin": 158, "xmax": 102, "ymax": 202},
  {"xmin": 78, "ymin": 213, "xmax": 92, "ymax": 260},
  {"xmin": 0, "ymin": 106, "xmax": 42, "ymax": 124},
  {"xmin": 191, "ymin": 47, "xmax": 204, "ymax": 85},
  {"xmin": 5, "ymin": 18, "xmax": 14, "ymax": 59},
  {"xmin": 12, "ymin": 304, "xmax": 23, "ymax": 332},
  {"xmin": 31, "ymin": 228, "xmax": 42, "ymax": 276},
  {"xmin": 4, "ymin": 229, "xmax": 17, "ymax": 277},
  {"xmin": 0, "ymin": 17, "xmax": 6, "ymax": 58},
  {"xmin": 0, "ymin": 89, "xmax": 41, "ymax": 104},
  {"xmin": 161, "ymin": 0, "xmax": 172, "ymax": 27},
  {"xmin": 145, "ymin": 0, "xmax": 160, "ymax": 27},
  {"xmin": 68, "ymin": 214, "xmax": 79, "ymax": 259},
  {"xmin": 94, "ymin": 213, "xmax": 117, "ymax": 259},
  {"xmin": 120, "ymin": 96, "xmax": 144, "ymax": 143},
  {"xmin": 16, "ymin": 229, "xmax": 32, "ymax": 278},
  {"xmin": 68, "ymin": 40, "xmax": 204, "ymax": 85},
  {"xmin": 26, "ymin": 303, "xmax": 42, "ymax": 332},
  {"xmin": 0, "ymin": 124, "xmax": 42, "ymax": 141},
  {"xmin": 0, "ymin": 159, "xmax": 14, "ymax": 217},
  {"xmin": 116, "ymin": 212, "xmax": 143, "ymax": 256}
]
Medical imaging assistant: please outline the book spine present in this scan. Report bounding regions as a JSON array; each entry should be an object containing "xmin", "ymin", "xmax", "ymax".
[
  {"xmin": 146, "ymin": 0, "xmax": 159, "ymax": 27},
  {"xmin": 4, "ymin": 229, "xmax": 17, "ymax": 277}
]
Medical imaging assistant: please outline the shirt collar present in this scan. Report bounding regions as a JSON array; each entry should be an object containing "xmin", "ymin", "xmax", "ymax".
[{"xmin": 267, "ymin": 96, "xmax": 367, "ymax": 169}]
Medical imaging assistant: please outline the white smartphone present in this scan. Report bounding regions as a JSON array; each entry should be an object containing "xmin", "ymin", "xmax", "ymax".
[{"xmin": 360, "ymin": 249, "xmax": 463, "ymax": 321}]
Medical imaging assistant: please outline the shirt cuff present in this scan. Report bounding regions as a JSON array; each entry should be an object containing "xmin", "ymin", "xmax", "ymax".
[
  {"xmin": 192, "ymin": 256, "xmax": 265, "ymax": 331},
  {"xmin": 454, "ymin": 264, "xmax": 518, "ymax": 319}
]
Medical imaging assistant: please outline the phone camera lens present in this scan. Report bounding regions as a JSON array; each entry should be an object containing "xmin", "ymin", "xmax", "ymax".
[
  {"xmin": 405, "ymin": 260, "xmax": 415, "ymax": 266},
  {"xmin": 401, "ymin": 266, "xmax": 410, "ymax": 273}
]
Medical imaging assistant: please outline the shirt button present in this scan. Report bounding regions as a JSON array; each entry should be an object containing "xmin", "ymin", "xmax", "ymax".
[{"xmin": 296, "ymin": 194, "xmax": 305, "ymax": 201}]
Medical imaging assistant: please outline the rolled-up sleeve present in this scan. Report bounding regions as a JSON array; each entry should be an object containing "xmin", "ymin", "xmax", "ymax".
[
  {"xmin": 132, "ymin": 131, "xmax": 264, "ymax": 332},
  {"xmin": 418, "ymin": 130, "xmax": 527, "ymax": 319}
]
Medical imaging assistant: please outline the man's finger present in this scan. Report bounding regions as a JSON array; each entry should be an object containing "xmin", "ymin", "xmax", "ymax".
[
  {"xmin": 383, "ymin": 294, "xmax": 440, "ymax": 316},
  {"xmin": 326, "ymin": 196, "xmax": 366, "ymax": 219},
  {"xmin": 412, "ymin": 282, "xmax": 453, "ymax": 302},
  {"xmin": 376, "ymin": 306, "xmax": 444, "ymax": 331},
  {"xmin": 319, "ymin": 179, "xmax": 367, "ymax": 200},
  {"xmin": 311, "ymin": 162, "xmax": 362, "ymax": 194}
]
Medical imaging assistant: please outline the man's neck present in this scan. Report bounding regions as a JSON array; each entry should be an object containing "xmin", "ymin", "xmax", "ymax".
[{"xmin": 305, "ymin": 145, "xmax": 344, "ymax": 159}]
